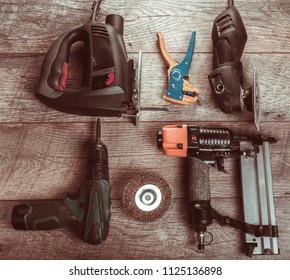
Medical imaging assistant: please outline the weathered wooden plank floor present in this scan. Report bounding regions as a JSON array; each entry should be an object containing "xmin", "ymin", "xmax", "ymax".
[{"xmin": 0, "ymin": 0, "xmax": 289, "ymax": 260}]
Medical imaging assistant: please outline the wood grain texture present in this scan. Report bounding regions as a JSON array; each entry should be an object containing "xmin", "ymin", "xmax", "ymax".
[
  {"xmin": 0, "ymin": 0, "xmax": 289, "ymax": 260},
  {"xmin": 0, "ymin": 0, "xmax": 289, "ymax": 53},
  {"xmin": 0, "ymin": 122, "xmax": 289, "ymax": 200}
]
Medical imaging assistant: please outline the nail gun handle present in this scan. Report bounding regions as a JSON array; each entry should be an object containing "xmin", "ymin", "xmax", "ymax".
[
  {"xmin": 188, "ymin": 157, "xmax": 212, "ymax": 227},
  {"xmin": 11, "ymin": 200, "xmax": 71, "ymax": 231}
]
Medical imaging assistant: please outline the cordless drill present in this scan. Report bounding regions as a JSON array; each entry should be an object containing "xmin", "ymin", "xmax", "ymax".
[
  {"xmin": 157, "ymin": 124, "xmax": 279, "ymax": 256},
  {"xmin": 11, "ymin": 119, "xmax": 111, "ymax": 245}
]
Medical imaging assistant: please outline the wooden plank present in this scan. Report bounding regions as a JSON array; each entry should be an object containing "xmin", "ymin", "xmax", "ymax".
[
  {"xmin": 0, "ymin": 0, "xmax": 289, "ymax": 262},
  {"xmin": 0, "ymin": 122, "xmax": 289, "ymax": 200},
  {"xmin": 0, "ymin": 197, "xmax": 288, "ymax": 260},
  {"xmin": 0, "ymin": 0, "xmax": 289, "ymax": 54},
  {"xmin": 0, "ymin": 53, "xmax": 289, "ymax": 123}
]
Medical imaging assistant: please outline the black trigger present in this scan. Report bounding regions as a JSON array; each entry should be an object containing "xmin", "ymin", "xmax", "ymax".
[{"xmin": 217, "ymin": 158, "xmax": 228, "ymax": 173}]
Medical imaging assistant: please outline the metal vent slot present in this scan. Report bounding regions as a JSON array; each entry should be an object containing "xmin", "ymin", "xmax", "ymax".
[
  {"xmin": 91, "ymin": 26, "xmax": 109, "ymax": 37},
  {"xmin": 216, "ymin": 14, "xmax": 235, "ymax": 34}
]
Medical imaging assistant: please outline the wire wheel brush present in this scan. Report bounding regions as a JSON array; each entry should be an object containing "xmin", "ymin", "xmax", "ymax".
[{"xmin": 122, "ymin": 173, "xmax": 172, "ymax": 222}]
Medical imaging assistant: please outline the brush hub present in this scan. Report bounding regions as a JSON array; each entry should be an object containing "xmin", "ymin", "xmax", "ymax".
[{"xmin": 135, "ymin": 184, "xmax": 162, "ymax": 212}]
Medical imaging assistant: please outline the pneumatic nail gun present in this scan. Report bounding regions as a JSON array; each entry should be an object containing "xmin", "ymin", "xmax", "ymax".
[
  {"xmin": 157, "ymin": 124, "xmax": 279, "ymax": 257},
  {"xmin": 37, "ymin": 1, "xmax": 141, "ymax": 123}
]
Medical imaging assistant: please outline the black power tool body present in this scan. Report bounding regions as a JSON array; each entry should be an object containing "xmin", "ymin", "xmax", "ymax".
[
  {"xmin": 208, "ymin": 0, "xmax": 260, "ymax": 130},
  {"xmin": 37, "ymin": 1, "xmax": 136, "ymax": 117},
  {"xmin": 11, "ymin": 119, "xmax": 111, "ymax": 245}
]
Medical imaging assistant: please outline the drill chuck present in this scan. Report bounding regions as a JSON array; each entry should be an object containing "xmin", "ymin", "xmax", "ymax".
[{"xmin": 87, "ymin": 118, "xmax": 109, "ymax": 180}]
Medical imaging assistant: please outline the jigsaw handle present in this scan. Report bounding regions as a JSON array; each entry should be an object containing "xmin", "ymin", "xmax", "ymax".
[
  {"xmin": 43, "ymin": 12, "xmax": 125, "ymax": 94},
  {"xmin": 11, "ymin": 200, "xmax": 71, "ymax": 230},
  {"xmin": 38, "ymin": 27, "xmax": 91, "ymax": 94},
  {"xmin": 39, "ymin": 1, "xmax": 103, "ymax": 94}
]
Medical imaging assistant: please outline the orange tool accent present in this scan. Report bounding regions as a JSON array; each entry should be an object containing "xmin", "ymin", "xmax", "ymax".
[
  {"xmin": 161, "ymin": 124, "xmax": 188, "ymax": 157},
  {"xmin": 157, "ymin": 32, "xmax": 199, "ymax": 105}
]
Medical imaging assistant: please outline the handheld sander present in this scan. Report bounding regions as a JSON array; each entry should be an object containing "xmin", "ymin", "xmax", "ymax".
[
  {"xmin": 208, "ymin": 0, "xmax": 260, "ymax": 130},
  {"xmin": 11, "ymin": 119, "xmax": 111, "ymax": 244},
  {"xmin": 36, "ymin": 1, "xmax": 142, "ymax": 123}
]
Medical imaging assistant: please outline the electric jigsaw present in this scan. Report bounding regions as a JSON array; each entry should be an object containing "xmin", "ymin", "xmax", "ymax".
[{"xmin": 37, "ymin": 1, "xmax": 141, "ymax": 122}]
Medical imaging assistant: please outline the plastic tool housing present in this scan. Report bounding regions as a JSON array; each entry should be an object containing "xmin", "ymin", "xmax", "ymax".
[
  {"xmin": 37, "ymin": 2, "xmax": 134, "ymax": 117},
  {"xmin": 208, "ymin": 1, "xmax": 253, "ymax": 115},
  {"xmin": 11, "ymin": 119, "xmax": 111, "ymax": 245}
]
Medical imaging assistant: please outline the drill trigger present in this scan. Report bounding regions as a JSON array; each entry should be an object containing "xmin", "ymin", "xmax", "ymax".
[{"xmin": 64, "ymin": 183, "xmax": 86, "ymax": 221}]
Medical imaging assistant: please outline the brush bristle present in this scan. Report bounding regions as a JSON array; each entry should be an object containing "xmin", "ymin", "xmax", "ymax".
[{"xmin": 122, "ymin": 173, "xmax": 172, "ymax": 222}]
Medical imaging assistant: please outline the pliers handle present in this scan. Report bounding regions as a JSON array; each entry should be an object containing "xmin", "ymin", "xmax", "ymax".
[{"xmin": 157, "ymin": 32, "xmax": 199, "ymax": 105}]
